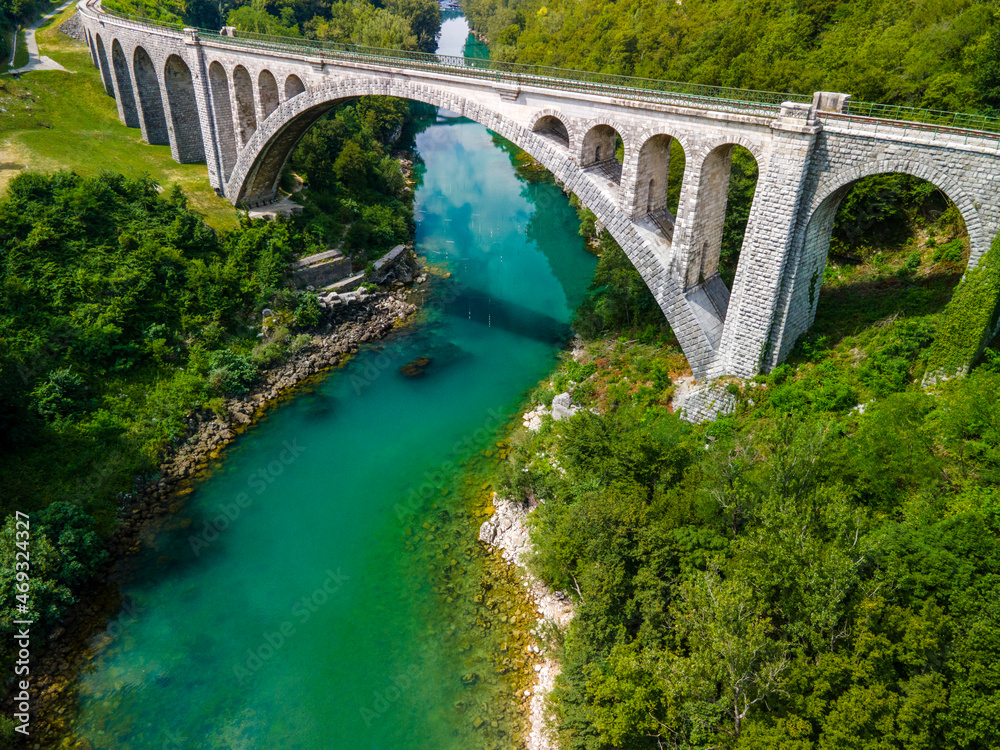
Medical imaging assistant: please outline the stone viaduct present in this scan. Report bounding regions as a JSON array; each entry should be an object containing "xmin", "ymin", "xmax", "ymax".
[{"xmin": 77, "ymin": 0, "xmax": 1000, "ymax": 384}]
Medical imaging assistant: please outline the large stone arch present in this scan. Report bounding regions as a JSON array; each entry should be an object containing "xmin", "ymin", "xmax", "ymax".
[
  {"xmin": 224, "ymin": 79, "xmax": 717, "ymax": 377},
  {"xmin": 767, "ymin": 157, "xmax": 983, "ymax": 366},
  {"xmin": 232, "ymin": 65, "xmax": 258, "ymax": 145},
  {"xmin": 163, "ymin": 54, "xmax": 205, "ymax": 163},
  {"xmin": 93, "ymin": 33, "xmax": 115, "ymax": 96},
  {"xmin": 208, "ymin": 61, "xmax": 237, "ymax": 182},
  {"xmin": 258, "ymin": 69, "xmax": 280, "ymax": 120},
  {"xmin": 110, "ymin": 39, "xmax": 140, "ymax": 129},
  {"xmin": 806, "ymin": 158, "xmax": 985, "ymax": 264},
  {"xmin": 133, "ymin": 45, "xmax": 169, "ymax": 146}
]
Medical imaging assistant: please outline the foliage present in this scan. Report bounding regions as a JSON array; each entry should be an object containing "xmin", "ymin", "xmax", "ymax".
[
  {"xmin": 0, "ymin": 503, "xmax": 107, "ymax": 650},
  {"xmin": 573, "ymin": 233, "xmax": 673, "ymax": 343},
  {"xmin": 288, "ymin": 97, "xmax": 414, "ymax": 259},
  {"xmin": 925, "ymin": 235, "xmax": 1000, "ymax": 379},
  {"xmin": 497, "ymin": 353, "xmax": 1000, "ymax": 748},
  {"xmin": 465, "ymin": 0, "xmax": 997, "ymax": 114},
  {"xmin": 0, "ymin": 171, "xmax": 326, "ymax": 519}
]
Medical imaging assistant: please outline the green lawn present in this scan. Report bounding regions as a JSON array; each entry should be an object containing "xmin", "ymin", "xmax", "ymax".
[{"xmin": 0, "ymin": 4, "xmax": 239, "ymax": 229}]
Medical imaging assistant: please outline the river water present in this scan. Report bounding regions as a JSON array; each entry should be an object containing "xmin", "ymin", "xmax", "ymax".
[{"xmin": 69, "ymin": 15, "xmax": 593, "ymax": 750}]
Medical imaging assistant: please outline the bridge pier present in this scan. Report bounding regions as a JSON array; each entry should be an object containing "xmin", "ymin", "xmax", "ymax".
[{"xmin": 713, "ymin": 103, "xmax": 821, "ymax": 378}]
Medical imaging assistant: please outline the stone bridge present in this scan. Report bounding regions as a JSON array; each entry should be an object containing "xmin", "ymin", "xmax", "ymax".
[{"xmin": 77, "ymin": 0, "xmax": 1000, "ymax": 382}]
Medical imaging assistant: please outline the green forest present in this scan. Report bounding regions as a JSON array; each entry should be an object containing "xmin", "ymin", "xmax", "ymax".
[
  {"xmin": 464, "ymin": 0, "xmax": 1000, "ymax": 114},
  {"xmin": 101, "ymin": 0, "xmax": 442, "ymax": 51}
]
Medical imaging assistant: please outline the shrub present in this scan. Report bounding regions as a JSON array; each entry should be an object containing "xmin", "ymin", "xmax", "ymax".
[{"xmin": 208, "ymin": 350, "xmax": 259, "ymax": 394}]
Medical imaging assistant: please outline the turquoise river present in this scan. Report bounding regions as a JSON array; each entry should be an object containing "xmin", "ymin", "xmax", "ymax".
[{"xmin": 68, "ymin": 16, "xmax": 596, "ymax": 750}]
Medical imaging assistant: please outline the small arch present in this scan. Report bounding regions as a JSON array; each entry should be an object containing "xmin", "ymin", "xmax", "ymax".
[
  {"xmin": 532, "ymin": 114, "xmax": 569, "ymax": 148},
  {"xmin": 232, "ymin": 65, "xmax": 258, "ymax": 146},
  {"xmin": 258, "ymin": 69, "xmax": 280, "ymax": 120},
  {"xmin": 209, "ymin": 61, "xmax": 237, "ymax": 181},
  {"xmin": 93, "ymin": 33, "xmax": 115, "ymax": 97},
  {"xmin": 285, "ymin": 74, "xmax": 305, "ymax": 100},
  {"xmin": 688, "ymin": 143, "xmax": 759, "ymax": 286},
  {"xmin": 110, "ymin": 39, "xmax": 140, "ymax": 128},
  {"xmin": 582, "ymin": 123, "xmax": 625, "ymax": 184},
  {"xmin": 163, "ymin": 54, "xmax": 205, "ymax": 163},
  {"xmin": 634, "ymin": 133, "xmax": 687, "ymax": 240},
  {"xmin": 133, "ymin": 45, "xmax": 169, "ymax": 145}
]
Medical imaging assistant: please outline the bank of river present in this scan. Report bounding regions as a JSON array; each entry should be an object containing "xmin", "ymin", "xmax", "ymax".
[{"xmin": 56, "ymin": 46, "xmax": 597, "ymax": 750}]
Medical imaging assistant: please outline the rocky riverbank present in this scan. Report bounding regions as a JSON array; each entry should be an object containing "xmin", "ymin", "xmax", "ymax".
[
  {"xmin": 21, "ymin": 288, "xmax": 419, "ymax": 748},
  {"xmin": 479, "ymin": 494, "xmax": 574, "ymax": 750}
]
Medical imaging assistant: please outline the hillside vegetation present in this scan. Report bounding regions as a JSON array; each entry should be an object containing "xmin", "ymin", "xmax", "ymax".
[{"xmin": 465, "ymin": 0, "xmax": 1000, "ymax": 114}]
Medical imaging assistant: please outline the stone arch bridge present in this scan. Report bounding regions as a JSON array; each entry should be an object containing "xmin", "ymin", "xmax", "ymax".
[{"xmin": 77, "ymin": 0, "xmax": 1000, "ymax": 382}]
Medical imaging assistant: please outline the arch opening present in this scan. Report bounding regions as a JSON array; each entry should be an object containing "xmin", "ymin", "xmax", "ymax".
[
  {"xmin": 233, "ymin": 65, "xmax": 258, "ymax": 145},
  {"xmin": 532, "ymin": 115, "xmax": 569, "ymax": 148},
  {"xmin": 209, "ymin": 61, "xmax": 238, "ymax": 182},
  {"xmin": 133, "ymin": 46, "xmax": 169, "ymax": 146},
  {"xmin": 776, "ymin": 172, "xmax": 971, "ymax": 367},
  {"xmin": 582, "ymin": 124, "xmax": 624, "ymax": 185},
  {"xmin": 689, "ymin": 144, "xmax": 758, "ymax": 289},
  {"xmin": 110, "ymin": 39, "xmax": 140, "ymax": 129},
  {"xmin": 94, "ymin": 34, "xmax": 115, "ymax": 97},
  {"xmin": 285, "ymin": 74, "xmax": 305, "ymax": 100},
  {"xmin": 163, "ymin": 54, "xmax": 205, "ymax": 163},
  {"xmin": 634, "ymin": 133, "xmax": 687, "ymax": 242},
  {"xmin": 259, "ymin": 69, "xmax": 280, "ymax": 120}
]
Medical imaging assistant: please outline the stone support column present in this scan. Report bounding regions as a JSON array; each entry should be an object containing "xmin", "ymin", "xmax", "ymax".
[
  {"xmin": 184, "ymin": 30, "xmax": 224, "ymax": 190},
  {"xmin": 713, "ymin": 103, "xmax": 821, "ymax": 378}
]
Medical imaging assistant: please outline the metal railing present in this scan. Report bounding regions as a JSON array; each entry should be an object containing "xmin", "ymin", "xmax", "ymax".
[
  {"xmin": 86, "ymin": 3, "xmax": 808, "ymax": 117},
  {"xmin": 83, "ymin": 2, "xmax": 1000, "ymax": 144}
]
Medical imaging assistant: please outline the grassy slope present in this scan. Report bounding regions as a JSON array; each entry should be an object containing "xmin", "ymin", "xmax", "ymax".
[{"xmin": 0, "ymin": 4, "xmax": 237, "ymax": 229}]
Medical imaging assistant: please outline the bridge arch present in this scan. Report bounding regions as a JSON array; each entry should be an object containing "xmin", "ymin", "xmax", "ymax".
[
  {"xmin": 259, "ymin": 69, "xmax": 280, "ymax": 120},
  {"xmin": 232, "ymin": 65, "xmax": 258, "ymax": 146},
  {"xmin": 767, "ymin": 157, "xmax": 981, "ymax": 365},
  {"xmin": 580, "ymin": 121, "xmax": 628, "ymax": 173},
  {"xmin": 93, "ymin": 33, "xmax": 114, "ymax": 96},
  {"xmin": 223, "ymin": 79, "xmax": 715, "ymax": 376},
  {"xmin": 529, "ymin": 110, "xmax": 573, "ymax": 150},
  {"xmin": 805, "ymin": 158, "xmax": 985, "ymax": 267},
  {"xmin": 630, "ymin": 133, "xmax": 688, "ymax": 222},
  {"xmin": 208, "ymin": 61, "xmax": 237, "ymax": 181},
  {"xmin": 285, "ymin": 74, "xmax": 305, "ymax": 100},
  {"xmin": 163, "ymin": 54, "xmax": 205, "ymax": 163},
  {"xmin": 133, "ymin": 45, "xmax": 168, "ymax": 146},
  {"xmin": 110, "ymin": 39, "xmax": 139, "ymax": 129},
  {"xmin": 686, "ymin": 141, "xmax": 762, "ymax": 287}
]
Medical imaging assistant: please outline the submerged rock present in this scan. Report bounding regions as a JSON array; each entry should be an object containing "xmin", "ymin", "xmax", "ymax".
[{"xmin": 399, "ymin": 356, "xmax": 432, "ymax": 377}]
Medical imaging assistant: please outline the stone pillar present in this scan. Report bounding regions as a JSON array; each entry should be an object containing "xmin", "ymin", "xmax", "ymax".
[
  {"xmin": 713, "ymin": 103, "xmax": 821, "ymax": 378},
  {"xmin": 184, "ymin": 29, "xmax": 224, "ymax": 190}
]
